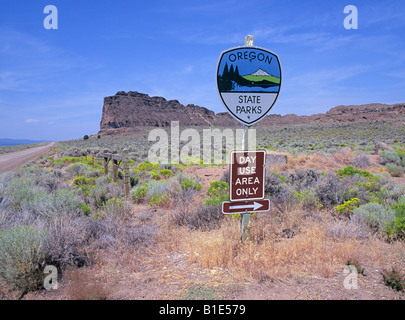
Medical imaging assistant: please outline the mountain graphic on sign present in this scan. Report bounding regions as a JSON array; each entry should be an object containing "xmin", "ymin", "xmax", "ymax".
[
  {"xmin": 241, "ymin": 68, "xmax": 280, "ymax": 86},
  {"xmin": 250, "ymin": 69, "xmax": 271, "ymax": 76},
  {"xmin": 217, "ymin": 63, "xmax": 280, "ymax": 92}
]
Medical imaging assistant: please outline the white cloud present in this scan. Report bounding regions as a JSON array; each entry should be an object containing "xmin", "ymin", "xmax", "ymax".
[{"xmin": 25, "ymin": 118, "xmax": 40, "ymax": 124}]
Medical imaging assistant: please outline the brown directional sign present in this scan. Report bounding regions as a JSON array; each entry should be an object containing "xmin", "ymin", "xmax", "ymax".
[
  {"xmin": 222, "ymin": 199, "xmax": 270, "ymax": 214},
  {"xmin": 230, "ymin": 150, "xmax": 266, "ymax": 201}
]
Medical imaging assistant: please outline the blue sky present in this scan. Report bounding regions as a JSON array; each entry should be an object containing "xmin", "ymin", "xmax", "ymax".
[{"xmin": 1, "ymin": 0, "xmax": 404, "ymax": 141}]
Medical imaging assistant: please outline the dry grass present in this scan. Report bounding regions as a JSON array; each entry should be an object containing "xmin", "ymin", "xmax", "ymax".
[
  {"xmin": 286, "ymin": 149, "xmax": 384, "ymax": 173},
  {"xmin": 184, "ymin": 215, "xmax": 364, "ymax": 281}
]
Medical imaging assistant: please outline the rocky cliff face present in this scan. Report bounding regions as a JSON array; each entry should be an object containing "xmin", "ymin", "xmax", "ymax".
[
  {"xmin": 99, "ymin": 91, "xmax": 405, "ymax": 134},
  {"xmin": 99, "ymin": 91, "xmax": 237, "ymax": 133}
]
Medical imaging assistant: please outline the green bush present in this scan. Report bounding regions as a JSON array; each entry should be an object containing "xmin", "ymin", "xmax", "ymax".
[
  {"xmin": 150, "ymin": 171, "xmax": 161, "ymax": 180},
  {"xmin": 336, "ymin": 166, "xmax": 374, "ymax": 179},
  {"xmin": 381, "ymin": 268, "xmax": 405, "ymax": 292},
  {"xmin": 22, "ymin": 189, "xmax": 83, "ymax": 218},
  {"xmin": 101, "ymin": 198, "xmax": 128, "ymax": 217},
  {"xmin": 160, "ymin": 169, "xmax": 174, "ymax": 178},
  {"xmin": 87, "ymin": 185, "xmax": 109, "ymax": 208},
  {"xmin": 146, "ymin": 180, "xmax": 170, "ymax": 198},
  {"xmin": 353, "ymin": 202, "xmax": 395, "ymax": 231},
  {"xmin": 138, "ymin": 160, "xmax": 157, "ymax": 172},
  {"xmin": 0, "ymin": 226, "xmax": 46, "ymax": 293},
  {"xmin": 149, "ymin": 193, "xmax": 169, "ymax": 207},
  {"xmin": 68, "ymin": 163, "xmax": 89, "ymax": 177},
  {"xmin": 180, "ymin": 178, "xmax": 202, "ymax": 191},
  {"xmin": 80, "ymin": 203, "xmax": 92, "ymax": 216},
  {"xmin": 292, "ymin": 188, "xmax": 323, "ymax": 210},
  {"xmin": 73, "ymin": 176, "xmax": 96, "ymax": 187},
  {"xmin": 131, "ymin": 186, "xmax": 148, "ymax": 204},
  {"xmin": 207, "ymin": 180, "xmax": 229, "ymax": 197},
  {"xmin": 335, "ymin": 198, "xmax": 360, "ymax": 217},
  {"xmin": 51, "ymin": 156, "xmax": 81, "ymax": 168},
  {"xmin": 204, "ymin": 180, "xmax": 229, "ymax": 207},
  {"xmin": 130, "ymin": 175, "xmax": 140, "ymax": 188},
  {"xmin": 381, "ymin": 150, "xmax": 401, "ymax": 165},
  {"xmin": 386, "ymin": 164, "xmax": 404, "ymax": 177},
  {"xmin": 385, "ymin": 202, "xmax": 405, "ymax": 240},
  {"xmin": 7, "ymin": 178, "xmax": 37, "ymax": 211}
]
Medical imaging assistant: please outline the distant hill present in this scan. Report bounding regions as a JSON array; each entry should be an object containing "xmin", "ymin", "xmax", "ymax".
[
  {"xmin": 98, "ymin": 91, "xmax": 405, "ymax": 136},
  {"xmin": 0, "ymin": 138, "xmax": 50, "ymax": 147}
]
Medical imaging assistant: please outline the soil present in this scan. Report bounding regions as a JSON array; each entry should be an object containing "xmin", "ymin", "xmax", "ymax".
[
  {"xmin": 1, "ymin": 148, "xmax": 404, "ymax": 301},
  {"xmin": 0, "ymin": 142, "xmax": 56, "ymax": 173}
]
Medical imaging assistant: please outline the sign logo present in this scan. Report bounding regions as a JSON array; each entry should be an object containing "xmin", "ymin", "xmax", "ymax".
[{"xmin": 216, "ymin": 47, "xmax": 282, "ymax": 126}]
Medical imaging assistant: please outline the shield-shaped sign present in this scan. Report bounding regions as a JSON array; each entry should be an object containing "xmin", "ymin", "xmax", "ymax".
[{"xmin": 216, "ymin": 46, "xmax": 282, "ymax": 126}]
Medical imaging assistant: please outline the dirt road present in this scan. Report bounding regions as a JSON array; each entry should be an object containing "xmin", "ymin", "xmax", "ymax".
[{"xmin": 0, "ymin": 142, "xmax": 56, "ymax": 173}]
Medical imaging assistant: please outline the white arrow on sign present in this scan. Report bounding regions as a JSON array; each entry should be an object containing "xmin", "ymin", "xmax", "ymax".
[{"xmin": 229, "ymin": 202, "xmax": 263, "ymax": 211}]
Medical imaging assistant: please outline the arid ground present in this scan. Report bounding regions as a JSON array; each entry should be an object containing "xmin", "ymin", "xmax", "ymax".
[{"xmin": 0, "ymin": 123, "xmax": 404, "ymax": 300}]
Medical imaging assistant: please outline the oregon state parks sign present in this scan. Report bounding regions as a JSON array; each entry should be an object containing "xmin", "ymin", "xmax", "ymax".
[{"xmin": 216, "ymin": 46, "xmax": 282, "ymax": 126}]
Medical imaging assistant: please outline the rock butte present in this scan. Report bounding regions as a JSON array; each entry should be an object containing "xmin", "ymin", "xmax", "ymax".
[{"xmin": 99, "ymin": 91, "xmax": 405, "ymax": 135}]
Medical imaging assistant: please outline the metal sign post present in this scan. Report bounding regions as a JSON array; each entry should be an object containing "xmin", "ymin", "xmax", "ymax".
[
  {"xmin": 241, "ymin": 36, "xmax": 254, "ymax": 242},
  {"xmin": 217, "ymin": 35, "xmax": 280, "ymax": 242}
]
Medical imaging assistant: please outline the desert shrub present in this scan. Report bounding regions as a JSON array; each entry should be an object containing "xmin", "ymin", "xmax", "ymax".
[
  {"xmin": 173, "ymin": 205, "xmax": 223, "ymax": 231},
  {"xmin": 336, "ymin": 166, "xmax": 374, "ymax": 179},
  {"xmin": 351, "ymin": 155, "xmax": 370, "ymax": 168},
  {"xmin": 43, "ymin": 215, "xmax": 95, "ymax": 271},
  {"xmin": 7, "ymin": 178, "xmax": 38, "ymax": 211},
  {"xmin": 381, "ymin": 268, "xmax": 405, "ymax": 292},
  {"xmin": 150, "ymin": 171, "xmax": 161, "ymax": 180},
  {"xmin": 80, "ymin": 203, "xmax": 92, "ymax": 216},
  {"xmin": 392, "ymin": 201, "xmax": 405, "ymax": 216},
  {"xmin": 180, "ymin": 177, "xmax": 202, "ymax": 191},
  {"xmin": 353, "ymin": 202, "xmax": 396, "ymax": 232},
  {"xmin": 160, "ymin": 169, "xmax": 174, "ymax": 178},
  {"xmin": 97, "ymin": 215, "xmax": 157, "ymax": 248},
  {"xmin": 131, "ymin": 185, "xmax": 148, "ymax": 204},
  {"xmin": 146, "ymin": 180, "xmax": 170, "ymax": 199},
  {"xmin": 87, "ymin": 185, "xmax": 109, "ymax": 208},
  {"xmin": 138, "ymin": 160, "xmax": 158, "ymax": 172},
  {"xmin": 325, "ymin": 215, "xmax": 369, "ymax": 240},
  {"xmin": 0, "ymin": 172, "xmax": 14, "ymax": 206},
  {"xmin": 100, "ymin": 197, "xmax": 129, "ymax": 218},
  {"xmin": 395, "ymin": 148, "xmax": 405, "ymax": 160},
  {"xmin": 291, "ymin": 188, "xmax": 323, "ymax": 210},
  {"xmin": 314, "ymin": 173, "xmax": 346, "ymax": 207},
  {"xmin": 0, "ymin": 225, "xmax": 46, "ymax": 293},
  {"xmin": 130, "ymin": 175, "xmax": 140, "ymax": 188},
  {"xmin": 22, "ymin": 189, "xmax": 84, "ymax": 218},
  {"xmin": 386, "ymin": 164, "xmax": 404, "ymax": 177},
  {"xmin": 40, "ymin": 173, "xmax": 62, "ymax": 193},
  {"xmin": 265, "ymin": 172, "xmax": 288, "ymax": 195},
  {"xmin": 94, "ymin": 175, "xmax": 112, "ymax": 186},
  {"xmin": 289, "ymin": 168, "xmax": 321, "ymax": 190},
  {"xmin": 334, "ymin": 198, "xmax": 360, "ymax": 217},
  {"xmin": 73, "ymin": 176, "xmax": 96, "ymax": 187},
  {"xmin": 149, "ymin": 193, "xmax": 169, "ymax": 207},
  {"xmin": 52, "ymin": 156, "xmax": 82, "ymax": 168},
  {"xmin": 385, "ymin": 217, "xmax": 405, "ymax": 240},
  {"xmin": 207, "ymin": 180, "xmax": 229, "ymax": 197},
  {"xmin": 385, "ymin": 202, "xmax": 405, "ymax": 240},
  {"xmin": 68, "ymin": 163, "xmax": 89, "ymax": 177},
  {"xmin": 204, "ymin": 180, "xmax": 229, "ymax": 206},
  {"xmin": 381, "ymin": 150, "xmax": 401, "ymax": 165}
]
